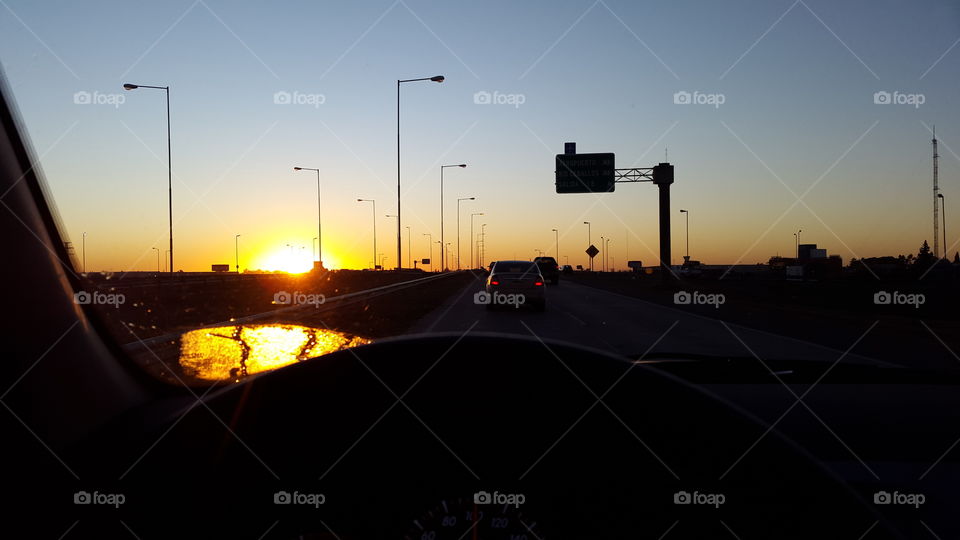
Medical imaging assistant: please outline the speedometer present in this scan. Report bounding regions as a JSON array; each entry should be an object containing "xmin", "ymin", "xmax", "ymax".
[{"xmin": 404, "ymin": 495, "xmax": 543, "ymax": 539}]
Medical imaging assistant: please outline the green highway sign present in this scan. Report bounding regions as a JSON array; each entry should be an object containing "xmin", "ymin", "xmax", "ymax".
[{"xmin": 555, "ymin": 153, "xmax": 615, "ymax": 193}]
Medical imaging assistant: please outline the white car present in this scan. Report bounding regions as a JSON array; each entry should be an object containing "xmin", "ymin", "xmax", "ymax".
[{"xmin": 484, "ymin": 260, "xmax": 546, "ymax": 311}]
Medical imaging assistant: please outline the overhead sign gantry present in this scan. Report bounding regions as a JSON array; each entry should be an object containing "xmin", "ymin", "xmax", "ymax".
[{"xmin": 555, "ymin": 142, "xmax": 675, "ymax": 279}]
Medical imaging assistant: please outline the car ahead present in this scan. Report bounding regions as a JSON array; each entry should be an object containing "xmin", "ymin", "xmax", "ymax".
[
  {"xmin": 561, "ymin": 264, "xmax": 574, "ymax": 274},
  {"xmin": 484, "ymin": 260, "xmax": 546, "ymax": 310},
  {"xmin": 533, "ymin": 256, "xmax": 561, "ymax": 284}
]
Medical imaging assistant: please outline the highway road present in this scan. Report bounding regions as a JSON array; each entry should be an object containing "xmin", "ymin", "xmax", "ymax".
[{"xmin": 411, "ymin": 274, "xmax": 895, "ymax": 367}]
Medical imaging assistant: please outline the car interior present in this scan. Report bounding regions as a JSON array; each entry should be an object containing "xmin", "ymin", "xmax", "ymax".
[{"xmin": 3, "ymin": 4, "xmax": 960, "ymax": 538}]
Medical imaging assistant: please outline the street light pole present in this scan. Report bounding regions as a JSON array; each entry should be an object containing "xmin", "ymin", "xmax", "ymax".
[
  {"xmin": 405, "ymin": 226, "xmax": 411, "ymax": 269},
  {"xmin": 386, "ymin": 214, "xmax": 399, "ymax": 268},
  {"xmin": 152, "ymin": 247, "xmax": 160, "ymax": 272},
  {"xmin": 82, "ymin": 231, "xmax": 86, "ymax": 274},
  {"xmin": 584, "ymin": 221, "xmax": 592, "ymax": 271},
  {"xmin": 939, "ymin": 193, "xmax": 947, "ymax": 260},
  {"xmin": 294, "ymin": 167, "xmax": 322, "ymax": 267},
  {"xmin": 235, "ymin": 234, "xmax": 241, "ymax": 274},
  {"xmin": 795, "ymin": 229, "xmax": 802, "ymax": 259},
  {"xmin": 600, "ymin": 236, "xmax": 605, "ymax": 272},
  {"xmin": 606, "ymin": 238, "xmax": 611, "ymax": 272},
  {"xmin": 123, "ymin": 83, "xmax": 172, "ymax": 272},
  {"xmin": 680, "ymin": 209, "xmax": 689, "ymax": 262},
  {"xmin": 457, "ymin": 197, "xmax": 475, "ymax": 270},
  {"xmin": 552, "ymin": 228, "xmax": 559, "ymax": 263},
  {"xmin": 441, "ymin": 163, "xmax": 466, "ymax": 272},
  {"xmin": 358, "ymin": 199, "xmax": 376, "ymax": 269},
  {"xmin": 480, "ymin": 223, "xmax": 487, "ymax": 268},
  {"xmin": 470, "ymin": 212, "xmax": 484, "ymax": 269},
  {"xmin": 399, "ymin": 75, "xmax": 445, "ymax": 271}
]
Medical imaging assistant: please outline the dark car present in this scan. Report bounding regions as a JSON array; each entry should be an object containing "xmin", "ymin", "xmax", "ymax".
[{"xmin": 533, "ymin": 256, "xmax": 560, "ymax": 284}]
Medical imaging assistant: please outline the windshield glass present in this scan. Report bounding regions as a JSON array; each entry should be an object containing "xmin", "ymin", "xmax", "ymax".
[
  {"xmin": 493, "ymin": 262, "xmax": 539, "ymax": 275},
  {"xmin": 2, "ymin": 1, "xmax": 958, "ymax": 387}
]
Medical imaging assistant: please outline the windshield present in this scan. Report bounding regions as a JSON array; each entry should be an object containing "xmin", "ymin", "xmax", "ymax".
[
  {"xmin": 2, "ymin": 0, "xmax": 959, "ymax": 388},
  {"xmin": 492, "ymin": 261, "xmax": 539, "ymax": 275}
]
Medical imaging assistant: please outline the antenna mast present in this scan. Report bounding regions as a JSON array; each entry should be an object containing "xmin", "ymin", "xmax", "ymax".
[{"xmin": 933, "ymin": 126, "xmax": 940, "ymax": 259}]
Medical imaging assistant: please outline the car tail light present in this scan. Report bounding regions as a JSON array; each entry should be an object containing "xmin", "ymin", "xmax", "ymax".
[
  {"xmin": 535, "ymin": 281, "xmax": 543, "ymax": 286},
  {"xmin": 491, "ymin": 280, "xmax": 500, "ymax": 285}
]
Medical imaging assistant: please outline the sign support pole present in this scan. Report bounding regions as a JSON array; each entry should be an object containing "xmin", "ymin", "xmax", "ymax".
[{"xmin": 653, "ymin": 166, "xmax": 673, "ymax": 282}]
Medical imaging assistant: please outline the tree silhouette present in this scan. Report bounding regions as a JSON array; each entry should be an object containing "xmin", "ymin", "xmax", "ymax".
[{"xmin": 914, "ymin": 240, "xmax": 936, "ymax": 273}]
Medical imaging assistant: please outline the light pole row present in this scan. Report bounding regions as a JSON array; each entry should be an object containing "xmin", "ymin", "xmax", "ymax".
[{"xmin": 127, "ymin": 74, "xmax": 479, "ymax": 274}]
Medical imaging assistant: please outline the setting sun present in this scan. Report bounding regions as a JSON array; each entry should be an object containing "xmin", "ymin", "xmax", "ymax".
[{"xmin": 255, "ymin": 248, "xmax": 315, "ymax": 273}]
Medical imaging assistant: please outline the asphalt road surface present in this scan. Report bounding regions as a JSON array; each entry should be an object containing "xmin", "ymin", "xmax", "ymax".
[{"xmin": 411, "ymin": 275, "xmax": 895, "ymax": 367}]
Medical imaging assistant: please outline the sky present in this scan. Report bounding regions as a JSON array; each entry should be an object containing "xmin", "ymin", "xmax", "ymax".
[{"xmin": 1, "ymin": 0, "xmax": 958, "ymax": 272}]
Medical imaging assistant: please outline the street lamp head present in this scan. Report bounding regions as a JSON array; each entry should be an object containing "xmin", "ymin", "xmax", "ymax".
[
  {"xmin": 938, "ymin": 193, "xmax": 944, "ymax": 199},
  {"xmin": 469, "ymin": 197, "xmax": 476, "ymax": 200},
  {"xmin": 583, "ymin": 221, "xmax": 590, "ymax": 224},
  {"xmin": 458, "ymin": 163, "xmax": 466, "ymax": 168},
  {"xmin": 122, "ymin": 83, "xmax": 138, "ymax": 90},
  {"xmin": 680, "ymin": 209, "xmax": 687, "ymax": 213},
  {"xmin": 430, "ymin": 75, "xmax": 445, "ymax": 82},
  {"xmin": 294, "ymin": 167, "xmax": 302, "ymax": 171}
]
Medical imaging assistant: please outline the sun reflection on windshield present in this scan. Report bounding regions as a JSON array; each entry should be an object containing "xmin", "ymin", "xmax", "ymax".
[{"xmin": 178, "ymin": 324, "xmax": 370, "ymax": 381}]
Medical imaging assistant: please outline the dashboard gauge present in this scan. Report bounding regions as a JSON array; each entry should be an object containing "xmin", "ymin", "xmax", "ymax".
[{"xmin": 404, "ymin": 495, "xmax": 543, "ymax": 539}]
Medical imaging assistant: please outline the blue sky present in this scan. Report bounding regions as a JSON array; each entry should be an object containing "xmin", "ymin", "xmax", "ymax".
[{"xmin": 1, "ymin": 0, "xmax": 958, "ymax": 271}]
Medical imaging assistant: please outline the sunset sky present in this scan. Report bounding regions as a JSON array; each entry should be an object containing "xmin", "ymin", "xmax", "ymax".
[{"xmin": 1, "ymin": 0, "xmax": 958, "ymax": 271}]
